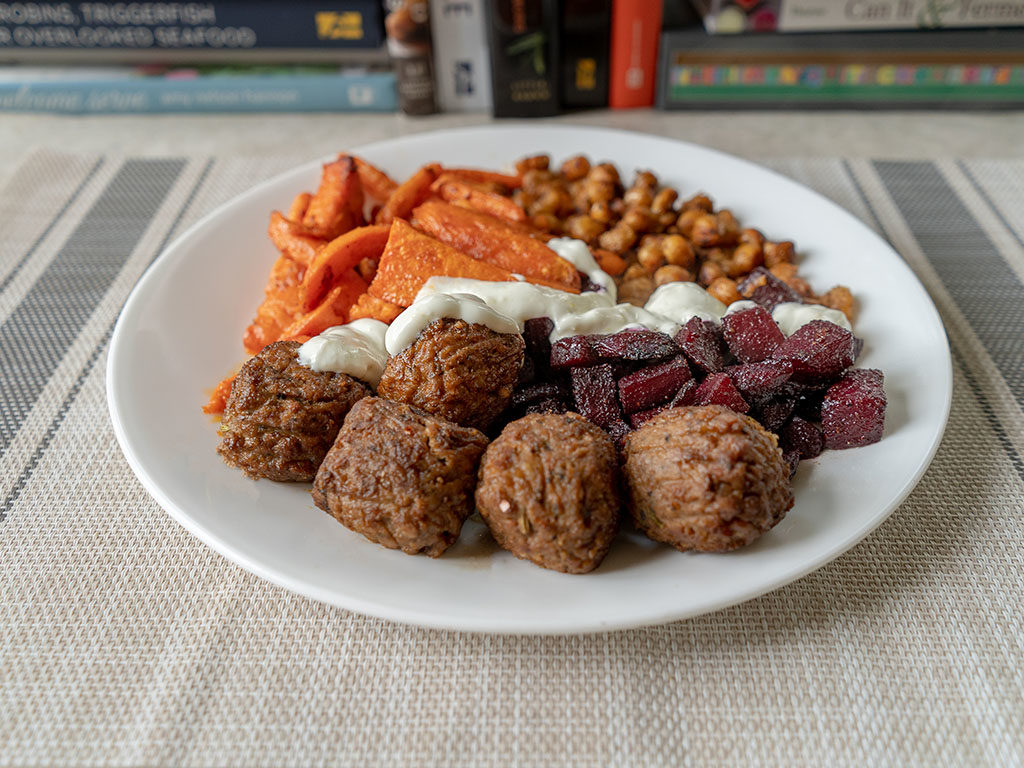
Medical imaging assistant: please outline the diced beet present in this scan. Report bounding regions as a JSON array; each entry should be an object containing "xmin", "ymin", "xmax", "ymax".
[
  {"xmin": 693, "ymin": 372, "xmax": 749, "ymax": 414},
  {"xmin": 674, "ymin": 317, "xmax": 728, "ymax": 374},
  {"xmin": 606, "ymin": 417, "xmax": 633, "ymax": 449},
  {"xmin": 525, "ymin": 397, "xmax": 568, "ymax": 416},
  {"xmin": 727, "ymin": 360, "xmax": 794, "ymax": 398},
  {"xmin": 629, "ymin": 405, "xmax": 668, "ymax": 429},
  {"xmin": 821, "ymin": 369, "xmax": 886, "ymax": 449},
  {"xmin": 737, "ymin": 266, "xmax": 802, "ymax": 310},
  {"xmin": 773, "ymin": 320, "xmax": 858, "ymax": 383},
  {"xmin": 523, "ymin": 317, "xmax": 553, "ymax": 370},
  {"xmin": 753, "ymin": 396, "xmax": 797, "ymax": 432},
  {"xmin": 551, "ymin": 335, "xmax": 599, "ymax": 368},
  {"xmin": 516, "ymin": 356, "xmax": 536, "ymax": 386},
  {"xmin": 669, "ymin": 378, "xmax": 699, "ymax": 407},
  {"xmin": 779, "ymin": 416, "xmax": 824, "ymax": 460},
  {"xmin": 617, "ymin": 356, "xmax": 692, "ymax": 414},
  {"xmin": 511, "ymin": 381, "xmax": 567, "ymax": 409},
  {"xmin": 591, "ymin": 328, "xmax": 679, "ymax": 363},
  {"xmin": 570, "ymin": 363, "xmax": 625, "ymax": 430},
  {"xmin": 722, "ymin": 306, "xmax": 785, "ymax": 363},
  {"xmin": 578, "ymin": 272, "xmax": 600, "ymax": 293},
  {"xmin": 782, "ymin": 449, "xmax": 802, "ymax": 479}
]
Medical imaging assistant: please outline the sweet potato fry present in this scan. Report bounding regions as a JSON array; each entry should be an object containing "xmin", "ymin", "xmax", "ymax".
[
  {"xmin": 430, "ymin": 174, "xmax": 527, "ymax": 223},
  {"xmin": 302, "ymin": 156, "xmax": 365, "ymax": 239},
  {"xmin": 203, "ymin": 373, "xmax": 235, "ymax": 416},
  {"xmin": 268, "ymin": 211, "xmax": 325, "ymax": 266},
  {"xmin": 354, "ymin": 156, "xmax": 398, "ymax": 201},
  {"xmin": 368, "ymin": 219, "xmax": 523, "ymax": 307},
  {"xmin": 347, "ymin": 292, "xmax": 403, "ymax": 324},
  {"xmin": 592, "ymin": 248, "xmax": 627, "ymax": 277},
  {"xmin": 242, "ymin": 255, "xmax": 306, "ymax": 354},
  {"xmin": 375, "ymin": 163, "xmax": 441, "ymax": 225},
  {"xmin": 442, "ymin": 168, "xmax": 522, "ymax": 189},
  {"xmin": 299, "ymin": 223, "xmax": 390, "ymax": 313},
  {"xmin": 288, "ymin": 192, "xmax": 312, "ymax": 222},
  {"xmin": 282, "ymin": 269, "xmax": 368, "ymax": 339},
  {"xmin": 411, "ymin": 200, "xmax": 580, "ymax": 292}
]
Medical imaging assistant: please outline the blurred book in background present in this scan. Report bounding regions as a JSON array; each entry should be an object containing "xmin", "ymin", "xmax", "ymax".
[
  {"xmin": 485, "ymin": 0, "xmax": 560, "ymax": 116},
  {"xmin": 608, "ymin": 0, "xmax": 663, "ymax": 108},
  {"xmin": 560, "ymin": 0, "xmax": 611, "ymax": 108},
  {"xmin": 385, "ymin": 0, "xmax": 438, "ymax": 114},
  {"xmin": 430, "ymin": 0, "xmax": 492, "ymax": 111}
]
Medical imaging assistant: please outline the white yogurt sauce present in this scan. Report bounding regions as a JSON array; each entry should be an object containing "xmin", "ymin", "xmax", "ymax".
[
  {"xmin": 546, "ymin": 236, "xmax": 617, "ymax": 298},
  {"xmin": 645, "ymin": 281, "xmax": 727, "ymax": 324},
  {"xmin": 384, "ymin": 292, "xmax": 521, "ymax": 355},
  {"xmin": 554, "ymin": 304, "xmax": 680, "ymax": 340},
  {"xmin": 724, "ymin": 299, "xmax": 759, "ymax": 316},
  {"xmin": 772, "ymin": 301, "xmax": 852, "ymax": 335},
  {"xmin": 297, "ymin": 318, "xmax": 389, "ymax": 387}
]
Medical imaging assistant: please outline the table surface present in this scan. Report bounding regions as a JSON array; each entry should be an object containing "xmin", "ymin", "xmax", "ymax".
[{"xmin": 1, "ymin": 110, "xmax": 1023, "ymax": 767}]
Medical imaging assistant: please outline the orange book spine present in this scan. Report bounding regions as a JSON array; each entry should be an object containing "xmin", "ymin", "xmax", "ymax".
[{"xmin": 608, "ymin": 0, "xmax": 662, "ymax": 109}]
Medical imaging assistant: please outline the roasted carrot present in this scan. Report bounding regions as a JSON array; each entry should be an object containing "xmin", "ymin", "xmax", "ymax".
[
  {"xmin": 288, "ymin": 192, "xmax": 312, "ymax": 222},
  {"xmin": 411, "ymin": 200, "xmax": 580, "ymax": 292},
  {"xmin": 282, "ymin": 269, "xmax": 368, "ymax": 339},
  {"xmin": 268, "ymin": 211, "xmax": 325, "ymax": 267},
  {"xmin": 346, "ymin": 292, "xmax": 404, "ymax": 324},
  {"xmin": 591, "ymin": 248, "xmax": 627, "ymax": 277},
  {"xmin": 368, "ymin": 219, "xmax": 524, "ymax": 307},
  {"xmin": 442, "ymin": 168, "xmax": 522, "ymax": 189},
  {"xmin": 375, "ymin": 163, "xmax": 441, "ymax": 225},
  {"xmin": 302, "ymin": 156, "xmax": 365, "ymax": 239},
  {"xmin": 203, "ymin": 373, "xmax": 235, "ymax": 415},
  {"xmin": 354, "ymin": 156, "xmax": 399, "ymax": 201},
  {"xmin": 429, "ymin": 173, "xmax": 527, "ymax": 223},
  {"xmin": 299, "ymin": 223, "xmax": 390, "ymax": 313}
]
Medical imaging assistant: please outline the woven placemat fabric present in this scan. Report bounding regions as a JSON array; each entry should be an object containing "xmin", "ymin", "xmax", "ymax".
[{"xmin": 1, "ymin": 151, "xmax": 1022, "ymax": 768}]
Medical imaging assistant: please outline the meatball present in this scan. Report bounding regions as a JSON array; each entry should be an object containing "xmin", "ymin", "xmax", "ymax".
[
  {"xmin": 312, "ymin": 397, "xmax": 489, "ymax": 557},
  {"xmin": 217, "ymin": 340, "xmax": 369, "ymax": 482},
  {"xmin": 476, "ymin": 412, "xmax": 620, "ymax": 574},
  {"xmin": 623, "ymin": 405, "xmax": 793, "ymax": 552},
  {"xmin": 377, "ymin": 318, "xmax": 525, "ymax": 432}
]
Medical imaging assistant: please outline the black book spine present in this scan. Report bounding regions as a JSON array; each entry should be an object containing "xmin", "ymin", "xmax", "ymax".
[
  {"xmin": 485, "ymin": 0, "xmax": 561, "ymax": 117},
  {"xmin": 560, "ymin": 0, "xmax": 611, "ymax": 108}
]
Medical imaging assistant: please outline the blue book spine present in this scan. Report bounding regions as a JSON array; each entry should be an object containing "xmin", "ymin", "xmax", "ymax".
[{"xmin": 0, "ymin": 71, "xmax": 397, "ymax": 114}]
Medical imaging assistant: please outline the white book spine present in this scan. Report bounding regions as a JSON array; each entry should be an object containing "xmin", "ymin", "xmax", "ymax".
[
  {"xmin": 429, "ymin": 0, "xmax": 492, "ymax": 112},
  {"xmin": 779, "ymin": 0, "xmax": 1024, "ymax": 31}
]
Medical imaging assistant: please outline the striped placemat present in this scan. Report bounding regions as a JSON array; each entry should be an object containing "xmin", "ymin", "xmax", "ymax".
[{"xmin": 1, "ymin": 151, "xmax": 1022, "ymax": 767}]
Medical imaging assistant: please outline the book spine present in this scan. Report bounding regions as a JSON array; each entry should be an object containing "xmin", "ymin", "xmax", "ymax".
[
  {"xmin": 560, "ymin": 0, "xmax": 611, "ymax": 109},
  {"xmin": 608, "ymin": 0, "xmax": 662, "ymax": 109},
  {"xmin": 384, "ymin": 0, "xmax": 439, "ymax": 115},
  {"xmin": 429, "ymin": 0, "xmax": 492, "ymax": 112},
  {"xmin": 0, "ymin": 1, "xmax": 385, "ymax": 52},
  {"xmin": 0, "ymin": 72, "xmax": 398, "ymax": 114},
  {"xmin": 485, "ymin": 0, "xmax": 561, "ymax": 117}
]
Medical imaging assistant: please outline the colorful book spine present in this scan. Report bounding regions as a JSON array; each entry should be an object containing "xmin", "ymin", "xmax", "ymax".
[
  {"xmin": 608, "ymin": 0, "xmax": 662, "ymax": 109},
  {"xmin": 0, "ymin": 1, "xmax": 385, "ymax": 53},
  {"xmin": 485, "ymin": 0, "xmax": 561, "ymax": 117},
  {"xmin": 429, "ymin": 0, "xmax": 492, "ymax": 112},
  {"xmin": 0, "ymin": 69, "xmax": 398, "ymax": 114},
  {"xmin": 560, "ymin": 0, "xmax": 611, "ymax": 109},
  {"xmin": 384, "ymin": 0, "xmax": 439, "ymax": 115}
]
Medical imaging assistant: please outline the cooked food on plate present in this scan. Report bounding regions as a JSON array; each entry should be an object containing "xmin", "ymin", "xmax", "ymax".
[{"xmin": 206, "ymin": 151, "xmax": 888, "ymax": 572}]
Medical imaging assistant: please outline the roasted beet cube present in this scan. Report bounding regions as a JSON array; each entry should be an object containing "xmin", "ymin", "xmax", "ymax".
[
  {"xmin": 551, "ymin": 335, "xmax": 599, "ymax": 368},
  {"xmin": 523, "ymin": 317, "xmax": 554, "ymax": 368},
  {"xmin": 674, "ymin": 317, "xmax": 728, "ymax": 374},
  {"xmin": 779, "ymin": 416, "xmax": 824, "ymax": 460},
  {"xmin": 737, "ymin": 266, "xmax": 802, "ymax": 310},
  {"xmin": 570, "ymin": 363, "xmax": 625, "ymax": 430},
  {"xmin": 727, "ymin": 360, "xmax": 794, "ymax": 398},
  {"xmin": 821, "ymin": 368, "xmax": 886, "ymax": 449},
  {"xmin": 617, "ymin": 356, "xmax": 692, "ymax": 414},
  {"xmin": 693, "ymin": 372, "xmax": 749, "ymax": 414},
  {"xmin": 722, "ymin": 306, "xmax": 785, "ymax": 363},
  {"xmin": 782, "ymin": 449, "xmax": 802, "ymax": 479},
  {"xmin": 516, "ymin": 355, "xmax": 536, "ymax": 386},
  {"xmin": 753, "ymin": 396, "xmax": 797, "ymax": 432},
  {"xmin": 629, "ymin": 405, "xmax": 668, "ymax": 429},
  {"xmin": 591, "ymin": 328, "xmax": 679, "ymax": 362},
  {"xmin": 773, "ymin": 320, "xmax": 859, "ymax": 383},
  {"xmin": 511, "ymin": 381, "xmax": 567, "ymax": 409},
  {"xmin": 525, "ymin": 397, "xmax": 568, "ymax": 416},
  {"xmin": 668, "ymin": 378, "xmax": 699, "ymax": 407}
]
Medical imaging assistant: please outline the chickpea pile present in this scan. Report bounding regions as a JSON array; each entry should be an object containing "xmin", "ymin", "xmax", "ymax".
[{"xmin": 512, "ymin": 153, "xmax": 854, "ymax": 319}]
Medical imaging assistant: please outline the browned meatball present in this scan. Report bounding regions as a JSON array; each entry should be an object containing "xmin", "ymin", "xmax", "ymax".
[
  {"xmin": 377, "ymin": 317, "xmax": 525, "ymax": 431},
  {"xmin": 623, "ymin": 405, "xmax": 793, "ymax": 552},
  {"xmin": 217, "ymin": 341, "xmax": 369, "ymax": 482},
  {"xmin": 312, "ymin": 397, "xmax": 489, "ymax": 557},
  {"xmin": 476, "ymin": 412, "xmax": 620, "ymax": 574}
]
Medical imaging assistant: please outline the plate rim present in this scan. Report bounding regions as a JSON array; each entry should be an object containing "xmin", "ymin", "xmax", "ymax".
[{"xmin": 106, "ymin": 124, "xmax": 953, "ymax": 634}]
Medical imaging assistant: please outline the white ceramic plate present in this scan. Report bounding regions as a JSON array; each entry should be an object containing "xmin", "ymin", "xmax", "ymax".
[{"xmin": 107, "ymin": 126, "xmax": 951, "ymax": 634}]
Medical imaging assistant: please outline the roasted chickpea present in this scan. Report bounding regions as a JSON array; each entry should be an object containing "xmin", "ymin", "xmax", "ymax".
[
  {"xmin": 654, "ymin": 265, "xmax": 693, "ymax": 286},
  {"xmin": 727, "ymin": 242, "xmax": 764, "ymax": 277},
  {"xmin": 707, "ymin": 276, "xmax": 743, "ymax": 305},
  {"xmin": 618, "ymin": 276, "xmax": 655, "ymax": 306},
  {"xmin": 698, "ymin": 260, "xmax": 726, "ymax": 287},
  {"xmin": 623, "ymin": 187, "xmax": 654, "ymax": 208},
  {"xmin": 739, "ymin": 228, "xmax": 765, "ymax": 249},
  {"xmin": 560, "ymin": 155, "xmax": 590, "ymax": 181},
  {"xmin": 521, "ymin": 168, "xmax": 556, "ymax": 195},
  {"xmin": 621, "ymin": 206, "xmax": 653, "ymax": 233},
  {"xmin": 530, "ymin": 187, "xmax": 573, "ymax": 217},
  {"xmin": 662, "ymin": 234, "xmax": 695, "ymax": 269},
  {"xmin": 634, "ymin": 170, "xmax": 658, "ymax": 189},
  {"xmin": 681, "ymin": 193, "xmax": 713, "ymax": 212},
  {"xmin": 516, "ymin": 154, "xmax": 549, "ymax": 174},
  {"xmin": 598, "ymin": 222, "xmax": 637, "ymax": 254},
  {"xmin": 763, "ymin": 240, "xmax": 796, "ymax": 267},
  {"xmin": 651, "ymin": 187, "xmax": 678, "ymax": 214},
  {"xmin": 585, "ymin": 180, "xmax": 616, "ymax": 205},
  {"xmin": 589, "ymin": 201, "xmax": 614, "ymax": 225},
  {"xmin": 531, "ymin": 213, "xmax": 562, "ymax": 233},
  {"xmin": 637, "ymin": 237, "xmax": 665, "ymax": 273},
  {"xmin": 658, "ymin": 212, "xmax": 678, "ymax": 230},
  {"xmin": 676, "ymin": 208, "xmax": 702, "ymax": 238},
  {"xmin": 565, "ymin": 214, "xmax": 603, "ymax": 243},
  {"xmin": 819, "ymin": 285, "xmax": 856, "ymax": 321},
  {"xmin": 622, "ymin": 263, "xmax": 649, "ymax": 282},
  {"xmin": 588, "ymin": 163, "xmax": 620, "ymax": 186},
  {"xmin": 769, "ymin": 262, "xmax": 798, "ymax": 282},
  {"xmin": 691, "ymin": 212, "xmax": 738, "ymax": 248}
]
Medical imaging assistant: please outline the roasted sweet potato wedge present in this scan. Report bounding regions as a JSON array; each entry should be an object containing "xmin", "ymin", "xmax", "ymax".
[
  {"xmin": 375, "ymin": 163, "xmax": 441, "ymax": 225},
  {"xmin": 299, "ymin": 223, "xmax": 390, "ymax": 313},
  {"xmin": 430, "ymin": 173, "xmax": 527, "ymax": 222},
  {"xmin": 302, "ymin": 156, "xmax": 365, "ymax": 240}
]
